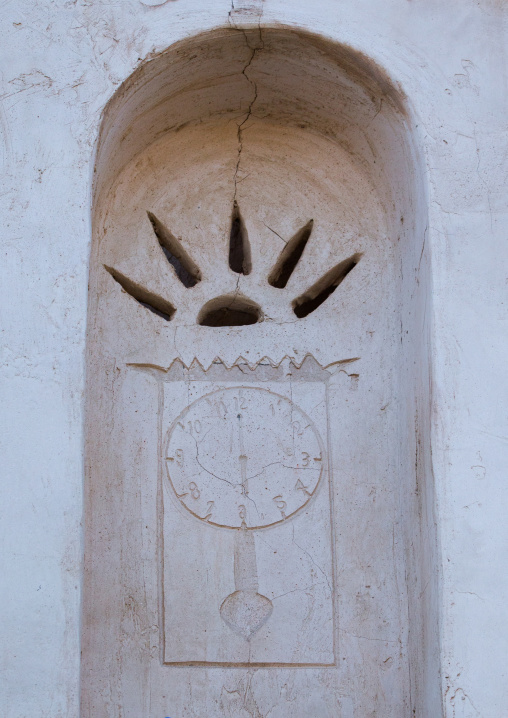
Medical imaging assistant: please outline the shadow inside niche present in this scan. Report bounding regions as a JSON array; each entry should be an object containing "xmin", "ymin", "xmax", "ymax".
[
  {"xmin": 198, "ymin": 294, "xmax": 262, "ymax": 327},
  {"xmin": 292, "ymin": 253, "xmax": 362, "ymax": 318}
]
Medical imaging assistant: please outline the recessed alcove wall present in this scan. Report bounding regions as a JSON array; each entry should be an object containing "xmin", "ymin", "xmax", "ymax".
[{"xmin": 83, "ymin": 27, "xmax": 439, "ymax": 716}]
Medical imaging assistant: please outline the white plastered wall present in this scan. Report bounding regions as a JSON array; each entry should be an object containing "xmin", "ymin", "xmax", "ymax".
[{"xmin": 0, "ymin": 1, "xmax": 506, "ymax": 717}]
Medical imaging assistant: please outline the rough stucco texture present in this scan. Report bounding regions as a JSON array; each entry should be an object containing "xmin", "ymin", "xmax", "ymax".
[{"xmin": 0, "ymin": 1, "xmax": 507, "ymax": 717}]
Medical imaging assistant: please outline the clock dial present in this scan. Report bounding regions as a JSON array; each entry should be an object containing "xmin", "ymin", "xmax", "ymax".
[{"xmin": 164, "ymin": 387, "xmax": 324, "ymax": 529}]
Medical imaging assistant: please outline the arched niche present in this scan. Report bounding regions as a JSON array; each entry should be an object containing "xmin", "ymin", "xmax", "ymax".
[{"xmin": 83, "ymin": 26, "xmax": 439, "ymax": 717}]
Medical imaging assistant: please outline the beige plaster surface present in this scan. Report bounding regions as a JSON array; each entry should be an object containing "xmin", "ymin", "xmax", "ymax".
[
  {"xmin": 0, "ymin": 2, "xmax": 506, "ymax": 717},
  {"xmin": 83, "ymin": 26, "xmax": 431, "ymax": 717}
]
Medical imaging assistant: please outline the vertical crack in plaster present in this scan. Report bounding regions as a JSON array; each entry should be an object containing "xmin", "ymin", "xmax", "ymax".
[
  {"xmin": 228, "ymin": 2, "xmax": 265, "ymax": 203},
  {"xmin": 406, "ymin": 568, "xmax": 414, "ymax": 714},
  {"xmin": 292, "ymin": 525, "xmax": 333, "ymax": 595},
  {"xmin": 227, "ymin": 2, "xmax": 264, "ymax": 311},
  {"xmin": 243, "ymin": 669, "xmax": 263, "ymax": 718}
]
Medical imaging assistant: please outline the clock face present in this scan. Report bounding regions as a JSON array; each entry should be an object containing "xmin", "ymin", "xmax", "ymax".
[{"xmin": 164, "ymin": 387, "xmax": 324, "ymax": 529}]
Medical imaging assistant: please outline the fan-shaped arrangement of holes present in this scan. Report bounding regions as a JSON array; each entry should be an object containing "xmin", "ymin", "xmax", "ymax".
[{"xmin": 105, "ymin": 204, "xmax": 361, "ymax": 326}]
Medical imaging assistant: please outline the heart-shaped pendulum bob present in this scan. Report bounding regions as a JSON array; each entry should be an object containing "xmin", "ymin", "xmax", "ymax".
[{"xmin": 220, "ymin": 525, "xmax": 273, "ymax": 640}]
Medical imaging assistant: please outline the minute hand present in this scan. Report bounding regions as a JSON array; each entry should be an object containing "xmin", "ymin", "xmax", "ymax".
[{"xmin": 238, "ymin": 410, "xmax": 248, "ymax": 497}]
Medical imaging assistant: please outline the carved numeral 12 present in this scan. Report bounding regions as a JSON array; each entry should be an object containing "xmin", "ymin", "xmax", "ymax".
[{"xmin": 234, "ymin": 395, "xmax": 248, "ymax": 411}]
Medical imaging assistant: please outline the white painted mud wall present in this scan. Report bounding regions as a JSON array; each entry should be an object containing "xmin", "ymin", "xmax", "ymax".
[{"xmin": 0, "ymin": 1, "xmax": 506, "ymax": 716}]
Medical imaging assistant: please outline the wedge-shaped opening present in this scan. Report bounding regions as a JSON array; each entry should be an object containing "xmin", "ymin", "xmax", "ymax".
[
  {"xmin": 198, "ymin": 294, "xmax": 261, "ymax": 327},
  {"xmin": 292, "ymin": 253, "xmax": 362, "ymax": 318},
  {"xmin": 147, "ymin": 211, "xmax": 201, "ymax": 288},
  {"xmin": 104, "ymin": 265, "xmax": 176, "ymax": 321},
  {"xmin": 229, "ymin": 202, "xmax": 251, "ymax": 275},
  {"xmin": 268, "ymin": 219, "xmax": 313, "ymax": 288}
]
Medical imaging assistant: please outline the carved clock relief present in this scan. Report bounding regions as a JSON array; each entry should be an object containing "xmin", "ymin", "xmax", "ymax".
[
  {"xmin": 155, "ymin": 360, "xmax": 335, "ymax": 665},
  {"xmin": 162, "ymin": 383, "xmax": 328, "ymax": 650},
  {"xmin": 165, "ymin": 387, "xmax": 323, "ymax": 530}
]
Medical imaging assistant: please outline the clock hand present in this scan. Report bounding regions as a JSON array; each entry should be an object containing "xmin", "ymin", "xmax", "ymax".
[{"xmin": 237, "ymin": 411, "xmax": 248, "ymax": 497}]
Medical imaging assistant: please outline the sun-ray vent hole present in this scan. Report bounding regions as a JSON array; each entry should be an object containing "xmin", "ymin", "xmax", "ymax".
[
  {"xmin": 229, "ymin": 202, "xmax": 252, "ymax": 275},
  {"xmin": 198, "ymin": 294, "xmax": 261, "ymax": 327},
  {"xmin": 292, "ymin": 253, "xmax": 362, "ymax": 318},
  {"xmin": 104, "ymin": 265, "xmax": 176, "ymax": 321},
  {"xmin": 268, "ymin": 219, "xmax": 313, "ymax": 288},
  {"xmin": 147, "ymin": 211, "xmax": 201, "ymax": 288}
]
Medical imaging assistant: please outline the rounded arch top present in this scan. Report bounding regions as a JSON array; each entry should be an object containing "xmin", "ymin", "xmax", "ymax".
[
  {"xmin": 93, "ymin": 25, "xmax": 413, "ymax": 214},
  {"xmin": 89, "ymin": 23, "xmax": 427, "ymax": 369}
]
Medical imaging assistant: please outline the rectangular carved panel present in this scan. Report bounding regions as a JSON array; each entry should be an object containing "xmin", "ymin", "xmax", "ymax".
[{"xmin": 157, "ymin": 358, "xmax": 336, "ymax": 666}]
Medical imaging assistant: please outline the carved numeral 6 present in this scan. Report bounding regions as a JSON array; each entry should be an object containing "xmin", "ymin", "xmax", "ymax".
[{"xmin": 273, "ymin": 495, "xmax": 287, "ymax": 516}]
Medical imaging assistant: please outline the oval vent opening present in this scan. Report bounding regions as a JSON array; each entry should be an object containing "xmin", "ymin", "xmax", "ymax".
[{"xmin": 198, "ymin": 295, "xmax": 262, "ymax": 327}]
